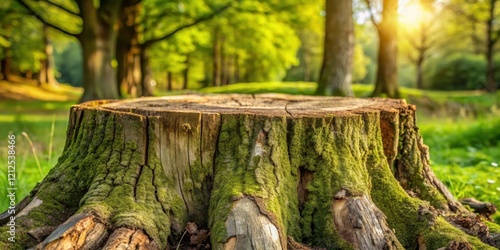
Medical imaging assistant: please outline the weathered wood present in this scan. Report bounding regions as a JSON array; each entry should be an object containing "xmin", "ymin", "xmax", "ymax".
[{"xmin": 1, "ymin": 94, "xmax": 499, "ymax": 250}]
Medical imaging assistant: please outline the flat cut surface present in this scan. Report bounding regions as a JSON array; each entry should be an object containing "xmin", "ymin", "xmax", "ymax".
[{"xmin": 96, "ymin": 94, "xmax": 406, "ymax": 116}]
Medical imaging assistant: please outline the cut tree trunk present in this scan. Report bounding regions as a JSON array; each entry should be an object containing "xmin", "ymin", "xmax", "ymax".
[{"xmin": 1, "ymin": 94, "xmax": 499, "ymax": 250}]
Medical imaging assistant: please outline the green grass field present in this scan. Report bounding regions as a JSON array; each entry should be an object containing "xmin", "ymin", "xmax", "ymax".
[{"xmin": 1, "ymin": 81, "xmax": 499, "ymax": 223}]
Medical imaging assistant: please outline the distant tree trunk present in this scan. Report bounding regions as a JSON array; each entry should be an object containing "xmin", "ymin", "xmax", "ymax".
[
  {"xmin": 233, "ymin": 54, "xmax": 239, "ymax": 83},
  {"xmin": 221, "ymin": 36, "xmax": 229, "ymax": 86},
  {"xmin": 116, "ymin": 0, "xmax": 141, "ymax": 97},
  {"xmin": 485, "ymin": 0, "xmax": 497, "ymax": 92},
  {"xmin": 182, "ymin": 54, "xmax": 190, "ymax": 90},
  {"xmin": 23, "ymin": 70, "xmax": 33, "ymax": 80},
  {"xmin": 2, "ymin": 95, "xmax": 499, "ymax": 249},
  {"xmin": 371, "ymin": 0, "xmax": 400, "ymax": 98},
  {"xmin": 304, "ymin": 56, "xmax": 311, "ymax": 82},
  {"xmin": 1, "ymin": 50, "xmax": 12, "ymax": 81},
  {"xmin": 315, "ymin": 0, "xmax": 354, "ymax": 96},
  {"xmin": 77, "ymin": 0, "xmax": 124, "ymax": 102},
  {"xmin": 166, "ymin": 71, "xmax": 173, "ymax": 91},
  {"xmin": 212, "ymin": 28, "xmax": 221, "ymax": 86},
  {"xmin": 140, "ymin": 48, "xmax": 154, "ymax": 96},
  {"xmin": 416, "ymin": 56, "xmax": 424, "ymax": 89},
  {"xmin": 38, "ymin": 23, "xmax": 58, "ymax": 86}
]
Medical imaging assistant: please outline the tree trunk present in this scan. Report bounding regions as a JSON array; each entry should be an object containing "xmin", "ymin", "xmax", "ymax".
[
  {"xmin": 1, "ymin": 50, "xmax": 12, "ymax": 81},
  {"xmin": 416, "ymin": 55, "xmax": 424, "ymax": 89},
  {"xmin": 316, "ymin": 0, "xmax": 354, "ymax": 97},
  {"xmin": 24, "ymin": 70, "xmax": 33, "ymax": 80},
  {"xmin": 233, "ymin": 54, "xmax": 239, "ymax": 84},
  {"xmin": 167, "ymin": 71, "xmax": 173, "ymax": 91},
  {"xmin": 139, "ymin": 48, "xmax": 154, "ymax": 96},
  {"xmin": 212, "ymin": 28, "xmax": 221, "ymax": 87},
  {"xmin": 372, "ymin": 0, "xmax": 400, "ymax": 98},
  {"xmin": 116, "ymin": 0, "xmax": 141, "ymax": 98},
  {"xmin": 1, "ymin": 94, "xmax": 499, "ymax": 249},
  {"xmin": 78, "ymin": 0, "xmax": 123, "ymax": 103},
  {"xmin": 182, "ymin": 54, "xmax": 190, "ymax": 90},
  {"xmin": 38, "ymin": 23, "xmax": 58, "ymax": 86},
  {"xmin": 220, "ymin": 36, "xmax": 229, "ymax": 86},
  {"xmin": 485, "ymin": 0, "xmax": 497, "ymax": 92}
]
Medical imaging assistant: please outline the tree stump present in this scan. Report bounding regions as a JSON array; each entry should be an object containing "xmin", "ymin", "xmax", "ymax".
[{"xmin": 1, "ymin": 94, "xmax": 499, "ymax": 249}]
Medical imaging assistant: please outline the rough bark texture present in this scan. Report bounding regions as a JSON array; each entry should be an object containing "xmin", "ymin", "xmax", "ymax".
[
  {"xmin": 316, "ymin": 0, "xmax": 354, "ymax": 97},
  {"xmin": 1, "ymin": 94, "xmax": 498, "ymax": 250}
]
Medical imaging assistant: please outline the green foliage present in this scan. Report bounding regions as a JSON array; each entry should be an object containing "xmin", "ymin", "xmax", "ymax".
[
  {"xmin": 427, "ymin": 54, "xmax": 489, "ymax": 90},
  {"xmin": 54, "ymin": 41, "xmax": 83, "ymax": 86},
  {"xmin": 0, "ymin": 1, "xmax": 44, "ymax": 74}
]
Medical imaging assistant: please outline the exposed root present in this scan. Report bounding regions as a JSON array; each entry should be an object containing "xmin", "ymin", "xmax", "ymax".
[
  {"xmin": 223, "ymin": 197, "xmax": 282, "ymax": 250},
  {"xmin": 332, "ymin": 190, "xmax": 402, "ymax": 249},
  {"xmin": 446, "ymin": 213, "xmax": 500, "ymax": 248},
  {"xmin": 460, "ymin": 198, "xmax": 498, "ymax": 220},
  {"xmin": 34, "ymin": 213, "xmax": 108, "ymax": 249},
  {"xmin": 103, "ymin": 227, "xmax": 157, "ymax": 249}
]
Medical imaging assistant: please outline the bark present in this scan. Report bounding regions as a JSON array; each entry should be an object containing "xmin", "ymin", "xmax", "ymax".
[
  {"xmin": 316, "ymin": 0, "xmax": 354, "ymax": 97},
  {"xmin": 38, "ymin": 23, "xmax": 58, "ymax": 86},
  {"xmin": 77, "ymin": 0, "xmax": 123, "ymax": 103},
  {"xmin": 1, "ymin": 94, "xmax": 499, "ymax": 250},
  {"xmin": 371, "ymin": 0, "xmax": 401, "ymax": 98}
]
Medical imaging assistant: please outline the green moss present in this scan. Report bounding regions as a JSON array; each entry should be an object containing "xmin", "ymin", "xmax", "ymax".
[
  {"xmin": 421, "ymin": 217, "xmax": 495, "ymax": 249},
  {"xmin": 485, "ymin": 220, "xmax": 500, "ymax": 234},
  {"xmin": 209, "ymin": 114, "xmax": 301, "ymax": 247},
  {"xmin": 288, "ymin": 115, "xmax": 373, "ymax": 248},
  {"xmin": 366, "ymin": 111, "xmax": 495, "ymax": 249},
  {"xmin": 396, "ymin": 109, "xmax": 448, "ymax": 208}
]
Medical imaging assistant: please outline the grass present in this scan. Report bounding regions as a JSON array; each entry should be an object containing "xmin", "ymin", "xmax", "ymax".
[
  {"xmin": 419, "ymin": 116, "xmax": 500, "ymax": 223},
  {"xmin": 1, "ymin": 80, "xmax": 499, "ymax": 224},
  {"xmin": 0, "ymin": 102, "xmax": 75, "ymax": 211},
  {"xmin": 0, "ymin": 77, "xmax": 82, "ymax": 101},
  {"xmin": 0, "ymin": 79, "xmax": 79, "ymax": 211}
]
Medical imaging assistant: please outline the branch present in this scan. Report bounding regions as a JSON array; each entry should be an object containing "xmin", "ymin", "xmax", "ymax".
[
  {"xmin": 142, "ymin": 11, "xmax": 191, "ymax": 35},
  {"xmin": 363, "ymin": 0, "xmax": 379, "ymax": 29},
  {"xmin": 37, "ymin": 0, "xmax": 79, "ymax": 16},
  {"xmin": 142, "ymin": 3, "xmax": 232, "ymax": 48},
  {"xmin": 232, "ymin": 1, "xmax": 307, "ymax": 15},
  {"xmin": 15, "ymin": 0, "xmax": 79, "ymax": 37}
]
